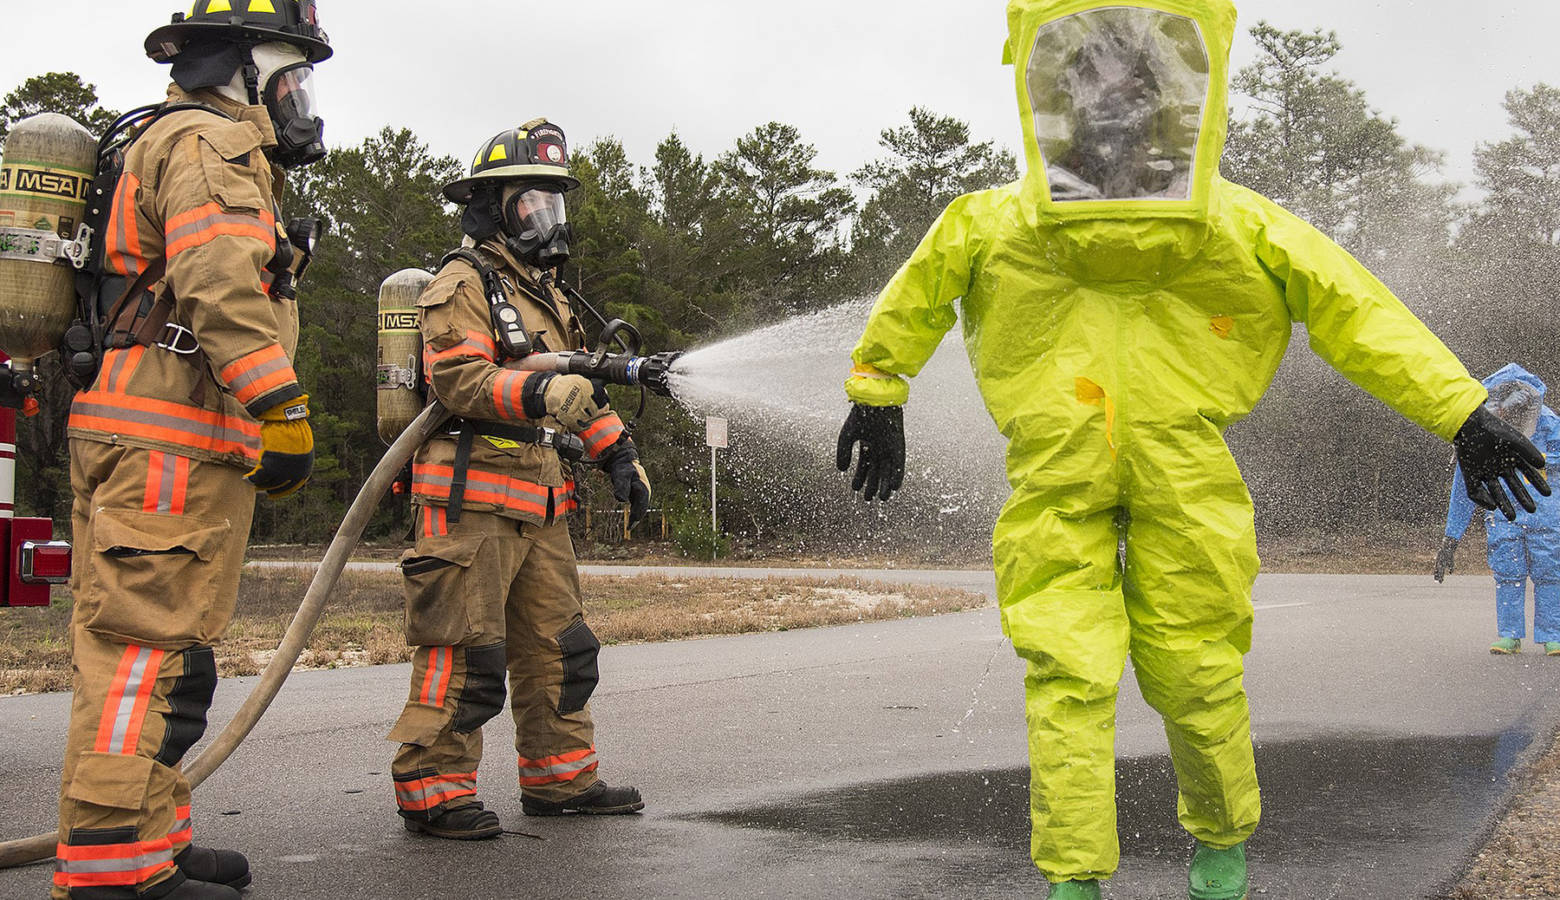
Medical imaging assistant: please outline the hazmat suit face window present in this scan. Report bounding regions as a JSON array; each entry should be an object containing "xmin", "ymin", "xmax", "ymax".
[
  {"xmin": 1025, "ymin": 7, "xmax": 1210, "ymax": 203},
  {"xmin": 1488, "ymin": 380, "xmax": 1543, "ymax": 438}
]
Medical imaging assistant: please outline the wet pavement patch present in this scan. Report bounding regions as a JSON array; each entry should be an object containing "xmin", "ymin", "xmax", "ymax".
[{"xmin": 698, "ymin": 732, "xmax": 1527, "ymax": 884}]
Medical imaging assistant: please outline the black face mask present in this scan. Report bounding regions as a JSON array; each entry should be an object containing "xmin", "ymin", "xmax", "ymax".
[
  {"xmin": 501, "ymin": 186, "xmax": 573, "ymax": 269},
  {"xmin": 262, "ymin": 61, "xmax": 326, "ymax": 168}
]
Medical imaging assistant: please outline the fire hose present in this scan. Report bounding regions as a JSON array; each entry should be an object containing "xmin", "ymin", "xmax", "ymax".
[
  {"xmin": 0, "ymin": 401, "xmax": 451, "ymax": 868},
  {"xmin": 0, "ymin": 345, "xmax": 680, "ymax": 869}
]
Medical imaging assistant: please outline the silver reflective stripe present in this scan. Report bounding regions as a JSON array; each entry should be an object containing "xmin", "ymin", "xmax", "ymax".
[
  {"xmin": 113, "ymin": 192, "xmax": 141, "ymax": 279},
  {"xmin": 225, "ymin": 355, "xmax": 292, "ymax": 397},
  {"xmin": 72, "ymin": 400, "xmax": 256, "ymax": 448},
  {"xmin": 104, "ymin": 349, "xmax": 135, "ymax": 392},
  {"xmin": 109, "ymin": 647, "xmax": 155, "ymax": 754},
  {"xmin": 56, "ymin": 845, "xmax": 173, "ymax": 874},
  {"xmin": 164, "ymin": 211, "xmax": 267, "ymax": 248},
  {"xmin": 394, "ymin": 776, "xmax": 476, "ymax": 804},
  {"xmin": 169, "ymin": 816, "xmax": 191, "ymax": 836},
  {"xmin": 422, "ymin": 647, "xmax": 448, "ymax": 705},
  {"xmin": 518, "ymin": 751, "xmax": 598, "ymax": 780},
  {"xmin": 157, "ymin": 452, "xmax": 177, "ymax": 513}
]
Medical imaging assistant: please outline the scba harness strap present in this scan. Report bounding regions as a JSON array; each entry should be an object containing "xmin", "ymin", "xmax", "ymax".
[
  {"xmin": 441, "ymin": 247, "xmax": 533, "ymax": 361},
  {"xmin": 67, "ymin": 102, "xmax": 303, "ymax": 399},
  {"xmin": 432, "ymin": 250, "xmax": 582, "ymax": 523}
]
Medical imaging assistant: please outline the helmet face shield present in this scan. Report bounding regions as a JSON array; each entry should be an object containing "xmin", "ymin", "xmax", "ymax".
[{"xmin": 1026, "ymin": 8, "xmax": 1210, "ymax": 203}]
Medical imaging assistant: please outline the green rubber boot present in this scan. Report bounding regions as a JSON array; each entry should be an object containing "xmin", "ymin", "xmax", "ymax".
[
  {"xmin": 1048, "ymin": 880, "xmax": 1102, "ymax": 900},
  {"xmin": 1189, "ymin": 842, "xmax": 1247, "ymax": 900},
  {"xmin": 1491, "ymin": 637, "xmax": 1522, "ymax": 655},
  {"xmin": 1545, "ymin": 642, "xmax": 1560, "ymax": 656}
]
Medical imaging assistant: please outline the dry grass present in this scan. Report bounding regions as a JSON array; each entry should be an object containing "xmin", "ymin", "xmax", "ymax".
[{"xmin": 0, "ymin": 569, "xmax": 988, "ymax": 694}]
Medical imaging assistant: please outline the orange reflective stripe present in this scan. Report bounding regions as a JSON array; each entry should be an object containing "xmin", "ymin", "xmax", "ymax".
[
  {"xmin": 393, "ymin": 771, "xmax": 478, "ymax": 812},
  {"xmin": 53, "ymin": 833, "xmax": 176, "ymax": 888},
  {"xmin": 104, "ymin": 173, "xmax": 144, "ymax": 278},
  {"xmin": 143, "ymin": 451, "xmax": 190, "ymax": 515},
  {"xmin": 167, "ymin": 804, "xmax": 192, "ymax": 845},
  {"xmin": 419, "ymin": 646, "xmax": 453, "ymax": 707},
  {"xmin": 165, "ymin": 203, "xmax": 276, "ymax": 259},
  {"xmin": 579, "ymin": 414, "xmax": 625, "ymax": 459},
  {"xmin": 420, "ymin": 505, "xmax": 447, "ymax": 538},
  {"xmin": 516, "ymin": 746, "xmax": 598, "ymax": 786},
  {"xmin": 427, "ymin": 330, "xmax": 497, "ymax": 366},
  {"xmin": 101, "ymin": 345, "xmax": 146, "ymax": 394},
  {"xmin": 491, "ymin": 369, "xmax": 536, "ymax": 420},
  {"xmin": 71, "ymin": 391, "xmax": 261, "ymax": 461},
  {"xmin": 412, "ymin": 463, "xmax": 551, "ymax": 517},
  {"xmin": 218, "ymin": 344, "xmax": 297, "ymax": 407},
  {"xmin": 93, "ymin": 645, "xmax": 164, "ymax": 756}
]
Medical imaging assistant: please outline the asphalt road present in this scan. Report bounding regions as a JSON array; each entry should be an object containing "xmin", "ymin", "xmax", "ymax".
[{"xmin": 3, "ymin": 571, "xmax": 1558, "ymax": 899}]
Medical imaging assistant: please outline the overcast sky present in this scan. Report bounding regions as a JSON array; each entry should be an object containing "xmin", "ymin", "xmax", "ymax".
[{"xmin": 4, "ymin": 2, "xmax": 1558, "ymax": 194}]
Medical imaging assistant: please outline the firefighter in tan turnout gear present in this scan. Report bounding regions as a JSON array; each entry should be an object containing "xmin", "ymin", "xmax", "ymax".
[
  {"xmin": 389, "ymin": 122, "xmax": 649, "ymax": 840},
  {"xmin": 52, "ymin": 2, "xmax": 330, "ymax": 898}
]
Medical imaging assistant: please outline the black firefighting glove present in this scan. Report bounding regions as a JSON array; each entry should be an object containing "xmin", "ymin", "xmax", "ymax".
[
  {"xmin": 603, "ymin": 440, "xmax": 651, "ymax": 527},
  {"xmin": 835, "ymin": 403, "xmax": 905, "ymax": 502},
  {"xmin": 1453, "ymin": 405, "xmax": 1550, "ymax": 521},
  {"xmin": 1433, "ymin": 535, "xmax": 1459, "ymax": 583},
  {"xmin": 244, "ymin": 395, "xmax": 314, "ymax": 498}
]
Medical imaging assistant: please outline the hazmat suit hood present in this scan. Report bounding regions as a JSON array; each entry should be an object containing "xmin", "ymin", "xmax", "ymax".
[
  {"xmin": 1003, "ymin": 0, "xmax": 1236, "ymax": 281},
  {"xmin": 1482, "ymin": 363, "xmax": 1550, "ymax": 439}
]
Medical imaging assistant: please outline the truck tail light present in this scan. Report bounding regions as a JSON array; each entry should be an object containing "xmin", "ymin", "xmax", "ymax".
[{"xmin": 20, "ymin": 540, "xmax": 71, "ymax": 584}]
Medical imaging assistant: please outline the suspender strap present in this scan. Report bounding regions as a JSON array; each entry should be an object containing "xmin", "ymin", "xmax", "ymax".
[{"xmin": 447, "ymin": 422, "xmax": 476, "ymax": 524}]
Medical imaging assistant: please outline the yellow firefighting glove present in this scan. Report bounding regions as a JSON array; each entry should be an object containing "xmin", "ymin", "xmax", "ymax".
[
  {"xmin": 521, "ymin": 372, "xmax": 604, "ymax": 431},
  {"xmin": 244, "ymin": 395, "xmax": 314, "ymax": 498}
]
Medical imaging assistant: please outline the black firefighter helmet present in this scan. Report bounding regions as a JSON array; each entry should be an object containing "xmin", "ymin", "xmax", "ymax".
[
  {"xmin": 443, "ymin": 120, "xmax": 580, "ymax": 204},
  {"xmin": 145, "ymin": 0, "xmax": 333, "ymax": 63}
]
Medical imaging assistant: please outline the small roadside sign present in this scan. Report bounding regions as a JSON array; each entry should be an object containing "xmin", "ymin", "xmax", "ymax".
[{"xmin": 705, "ymin": 416, "xmax": 728, "ymax": 449}]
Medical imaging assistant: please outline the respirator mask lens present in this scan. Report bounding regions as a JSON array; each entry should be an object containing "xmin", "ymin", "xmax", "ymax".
[
  {"xmin": 507, "ymin": 187, "xmax": 567, "ymax": 237},
  {"xmin": 265, "ymin": 61, "xmax": 326, "ymax": 168}
]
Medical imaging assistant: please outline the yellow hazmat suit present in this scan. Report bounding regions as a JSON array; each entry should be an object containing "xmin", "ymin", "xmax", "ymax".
[{"xmin": 845, "ymin": 0, "xmax": 1487, "ymax": 882}]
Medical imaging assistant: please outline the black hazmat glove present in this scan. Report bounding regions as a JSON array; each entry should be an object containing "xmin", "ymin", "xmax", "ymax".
[
  {"xmin": 1453, "ymin": 405, "xmax": 1551, "ymax": 521},
  {"xmin": 835, "ymin": 404, "xmax": 905, "ymax": 502},
  {"xmin": 603, "ymin": 441, "xmax": 651, "ymax": 527},
  {"xmin": 1433, "ymin": 535, "xmax": 1458, "ymax": 583}
]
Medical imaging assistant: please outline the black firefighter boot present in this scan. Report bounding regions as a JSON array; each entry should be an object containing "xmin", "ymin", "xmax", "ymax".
[
  {"xmin": 522, "ymin": 781, "xmax": 644, "ymax": 816},
  {"xmin": 402, "ymin": 801, "xmax": 503, "ymax": 840},
  {"xmin": 175, "ymin": 845, "xmax": 251, "ymax": 889},
  {"xmin": 138, "ymin": 870, "xmax": 242, "ymax": 899}
]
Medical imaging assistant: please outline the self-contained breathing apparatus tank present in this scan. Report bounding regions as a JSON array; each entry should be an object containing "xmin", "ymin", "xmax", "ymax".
[
  {"xmin": 0, "ymin": 114, "xmax": 95, "ymax": 392},
  {"xmin": 376, "ymin": 268, "xmax": 431, "ymax": 445}
]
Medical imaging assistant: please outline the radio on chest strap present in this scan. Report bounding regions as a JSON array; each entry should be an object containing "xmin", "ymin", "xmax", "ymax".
[{"xmin": 441, "ymin": 247, "xmax": 533, "ymax": 360}]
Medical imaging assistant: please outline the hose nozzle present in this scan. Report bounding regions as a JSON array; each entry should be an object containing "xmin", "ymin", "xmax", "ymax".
[{"xmin": 637, "ymin": 351, "xmax": 681, "ymax": 398}]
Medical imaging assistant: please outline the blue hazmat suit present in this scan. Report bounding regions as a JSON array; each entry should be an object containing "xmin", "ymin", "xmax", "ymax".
[{"xmin": 1445, "ymin": 364, "xmax": 1560, "ymax": 644}]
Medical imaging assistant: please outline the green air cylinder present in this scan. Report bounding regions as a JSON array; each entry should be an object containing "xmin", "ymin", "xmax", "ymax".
[
  {"xmin": 376, "ymin": 268, "xmax": 431, "ymax": 445},
  {"xmin": 0, "ymin": 113, "xmax": 95, "ymax": 377}
]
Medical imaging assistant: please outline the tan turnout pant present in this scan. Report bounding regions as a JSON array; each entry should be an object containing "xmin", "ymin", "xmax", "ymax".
[
  {"xmin": 54, "ymin": 440, "xmax": 254, "ymax": 898},
  {"xmin": 390, "ymin": 506, "xmax": 600, "ymax": 817}
]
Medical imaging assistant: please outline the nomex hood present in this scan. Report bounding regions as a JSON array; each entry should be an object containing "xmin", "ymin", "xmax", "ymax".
[{"xmin": 1004, "ymin": 0, "xmax": 1237, "ymax": 222}]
